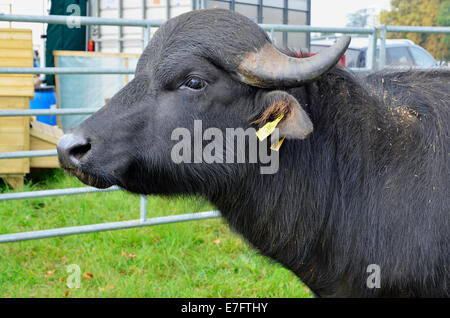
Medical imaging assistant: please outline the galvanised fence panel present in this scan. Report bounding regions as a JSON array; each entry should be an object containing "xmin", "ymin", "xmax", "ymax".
[{"xmin": 0, "ymin": 14, "xmax": 449, "ymax": 243}]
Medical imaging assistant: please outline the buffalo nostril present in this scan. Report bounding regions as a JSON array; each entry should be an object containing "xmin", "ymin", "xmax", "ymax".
[
  {"xmin": 69, "ymin": 142, "xmax": 91, "ymax": 161},
  {"xmin": 57, "ymin": 133, "xmax": 92, "ymax": 168}
]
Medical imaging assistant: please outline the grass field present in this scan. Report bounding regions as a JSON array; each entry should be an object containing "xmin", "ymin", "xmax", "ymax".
[{"xmin": 0, "ymin": 169, "xmax": 311, "ymax": 298}]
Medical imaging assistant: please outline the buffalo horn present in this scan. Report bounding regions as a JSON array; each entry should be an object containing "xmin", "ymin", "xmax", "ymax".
[{"xmin": 236, "ymin": 36, "xmax": 351, "ymax": 88}]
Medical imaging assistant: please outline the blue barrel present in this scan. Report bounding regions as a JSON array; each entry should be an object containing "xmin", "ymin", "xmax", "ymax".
[{"xmin": 29, "ymin": 86, "xmax": 57, "ymax": 125}]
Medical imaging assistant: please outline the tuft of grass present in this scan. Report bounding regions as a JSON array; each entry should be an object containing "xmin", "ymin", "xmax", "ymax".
[{"xmin": 0, "ymin": 170, "xmax": 311, "ymax": 298}]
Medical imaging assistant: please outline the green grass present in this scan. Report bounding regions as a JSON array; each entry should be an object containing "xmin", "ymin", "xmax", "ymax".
[{"xmin": 0, "ymin": 170, "xmax": 311, "ymax": 298}]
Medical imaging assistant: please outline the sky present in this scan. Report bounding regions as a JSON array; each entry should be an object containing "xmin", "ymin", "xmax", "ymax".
[{"xmin": 311, "ymin": 0, "xmax": 392, "ymax": 27}]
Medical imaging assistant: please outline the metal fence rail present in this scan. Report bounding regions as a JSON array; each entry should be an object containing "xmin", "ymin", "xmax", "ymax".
[
  {"xmin": 0, "ymin": 211, "xmax": 222, "ymax": 243},
  {"xmin": 1, "ymin": 13, "xmax": 449, "ymax": 243},
  {"xmin": 0, "ymin": 186, "xmax": 121, "ymax": 201},
  {"xmin": 0, "ymin": 67, "xmax": 135, "ymax": 74},
  {"xmin": 0, "ymin": 108, "xmax": 101, "ymax": 117}
]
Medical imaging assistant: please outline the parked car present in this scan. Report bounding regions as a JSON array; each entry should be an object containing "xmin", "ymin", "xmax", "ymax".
[{"xmin": 310, "ymin": 37, "xmax": 438, "ymax": 68}]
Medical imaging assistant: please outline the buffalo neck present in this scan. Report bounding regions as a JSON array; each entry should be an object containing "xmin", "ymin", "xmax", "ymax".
[{"xmin": 207, "ymin": 68, "xmax": 392, "ymax": 295}]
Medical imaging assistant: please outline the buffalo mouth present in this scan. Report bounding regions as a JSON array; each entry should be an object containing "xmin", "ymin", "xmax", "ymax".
[{"xmin": 63, "ymin": 167, "xmax": 114, "ymax": 189}]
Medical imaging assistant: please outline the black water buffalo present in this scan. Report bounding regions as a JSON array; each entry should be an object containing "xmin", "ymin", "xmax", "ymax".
[{"xmin": 57, "ymin": 9, "xmax": 449, "ymax": 297}]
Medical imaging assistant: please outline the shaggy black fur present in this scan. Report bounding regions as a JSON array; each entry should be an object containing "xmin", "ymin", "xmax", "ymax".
[
  {"xmin": 59, "ymin": 9, "xmax": 450, "ymax": 297},
  {"xmin": 218, "ymin": 68, "xmax": 450, "ymax": 297}
]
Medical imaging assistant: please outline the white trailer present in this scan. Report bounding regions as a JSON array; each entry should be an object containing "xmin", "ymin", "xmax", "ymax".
[{"xmin": 88, "ymin": 0, "xmax": 310, "ymax": 53}]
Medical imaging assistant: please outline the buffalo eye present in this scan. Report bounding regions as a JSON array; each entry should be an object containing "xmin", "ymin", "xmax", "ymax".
[{"xmin": 181, "ymin": 76, "xmax": 207, "ymax": 91}]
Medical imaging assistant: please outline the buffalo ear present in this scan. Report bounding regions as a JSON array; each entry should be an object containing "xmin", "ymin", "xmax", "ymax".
[{"xmin": 254, "ymin": 91, "xmax": 313, "ymax": 140}]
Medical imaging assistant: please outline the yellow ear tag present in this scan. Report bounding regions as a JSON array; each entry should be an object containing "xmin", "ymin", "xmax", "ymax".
[
  {"xmin": 255, "ymin": 114, "xmax": 284, "ymax": 142},
  {"xmin": 270, "ymin": 136, "xmax": 286, "ymax": 151}
]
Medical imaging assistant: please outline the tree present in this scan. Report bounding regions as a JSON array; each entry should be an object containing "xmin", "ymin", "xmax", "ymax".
[
  {"xmin": 380, "ymin": 0, "xmax": 450, "ymax": 61},
  {"xmin": 437, "ymin": 0, "xmax": 450, "ymax": 61},
  {"xmin": 346, "ymin": 8, "xmax": 372, "ymax": 28}
]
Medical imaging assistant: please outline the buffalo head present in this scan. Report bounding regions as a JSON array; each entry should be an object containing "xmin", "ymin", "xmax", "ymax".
[{"xmin": 57, "ymin": 9, "xmax": 349, "ymax": 194}]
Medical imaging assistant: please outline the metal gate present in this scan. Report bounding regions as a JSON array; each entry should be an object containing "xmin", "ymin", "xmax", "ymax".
[{"xmin": 0, "ymin": 13, "xmax": 449, "ymax": 243}]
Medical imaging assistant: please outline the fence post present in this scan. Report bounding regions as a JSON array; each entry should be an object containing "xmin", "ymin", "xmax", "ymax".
[
  {"xmin": 370, "ymin": 27, "xmax": 378, "ymax": 71},
  {"xmin": 379, "ymin": 25, "xmax": 387, "ymax": 70},
  {"xmin": 140, "ymin": 195, "xmax": 148, "ymax": 223},
  {"xmin": 143, "ymin": 25, "xmax": 151, "ymax": 50}
]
